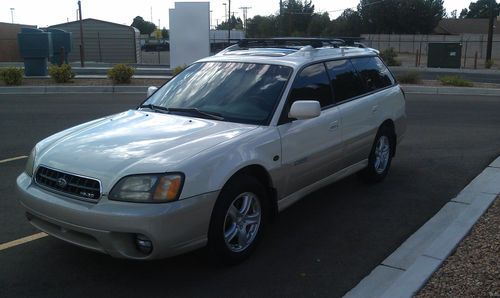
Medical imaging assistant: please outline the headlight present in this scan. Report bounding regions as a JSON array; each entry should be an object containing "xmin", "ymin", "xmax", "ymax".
[
  {"xmin": 109, "ymin": 173, "xmax": 184, "ymax": 203},
  {"xmin": 25, "ymin": 147, "xmax": 36, "ymax": 177}
]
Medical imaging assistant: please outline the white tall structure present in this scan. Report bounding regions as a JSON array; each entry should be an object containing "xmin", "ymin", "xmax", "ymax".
[{"xmin": 169, "ymin": 2, "xmax": 210, "ymax": 68}]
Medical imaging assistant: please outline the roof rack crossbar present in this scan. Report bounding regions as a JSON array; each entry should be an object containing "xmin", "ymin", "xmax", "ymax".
[{"xmin": 237, "ymin": 38, "xmax": 346, "ymax": 49}]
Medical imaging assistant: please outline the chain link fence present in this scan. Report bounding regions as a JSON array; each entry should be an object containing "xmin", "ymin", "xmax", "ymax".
[{"xmin": 361, "ymin": 34, "xmax": 500, "ymax": 69}]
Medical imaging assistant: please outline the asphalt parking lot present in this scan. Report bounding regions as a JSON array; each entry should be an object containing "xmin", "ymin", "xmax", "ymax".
[{"xmin": 1, "ymin": 93, "xmax": 499, "ymax": 297}]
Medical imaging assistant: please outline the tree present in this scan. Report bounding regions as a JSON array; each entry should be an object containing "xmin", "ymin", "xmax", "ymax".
[
  {"xmin": 279, "ymin": 0, "xmax": 315, "ymax": 36},
  {"xmin": 306, "ymin": 13, "xmax": 330, "ymax": 36},
  {"xmin": 161, "ymin": 27, "xmax": 169, "ymax": 39},
  {"xmin": 449, "ymin": 9, "xmax": 458, "ymax": 18},
  {"xmin": 216, "ymin": 16, "xmax": 244, "ymax": 30},
  {"xmin": 131, "ymin": 16, "xmax": 157, "ymax": 35},
  {"xmin": 358, "ymin": 0, "xmax": 445, "ymax": 34},
  {"xmin": 323, "ymin": 9, "xmax": 362, "ymax": 37},
  {"xmin": 246, "ymin": 15, "xmax": 278, "ymax": 37},
  {"xmin": 459, "ymin": 0, "xmax": 499, "ymax": 18}
]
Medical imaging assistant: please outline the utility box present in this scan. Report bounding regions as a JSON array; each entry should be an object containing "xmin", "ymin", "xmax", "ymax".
[
  {"xmin": 427, "ymin": 43, "xmax": 462, "ymax": 69},
  {"xmin": 48, "ymin": 28, "xmax": 72, "ymax": 65},
  {"xmin": 17, "ymin": 28, "xmax": 53, "ymax": 76}
]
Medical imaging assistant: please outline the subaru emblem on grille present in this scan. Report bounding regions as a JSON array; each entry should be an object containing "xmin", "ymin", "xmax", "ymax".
[{"xmin": 56, "ymin": 178, "xmax": 68, "ymax": 188}]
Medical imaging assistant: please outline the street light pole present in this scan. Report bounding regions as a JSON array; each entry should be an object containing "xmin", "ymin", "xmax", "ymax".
[
  {"xmin": 10, "ymin": 8, "xmax": 15, "ymax": 24},
  {"xmin": 78, "ymin": 1, "xmax": 85, "ymax": 67}
]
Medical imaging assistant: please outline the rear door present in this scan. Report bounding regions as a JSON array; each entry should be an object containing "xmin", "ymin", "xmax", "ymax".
[
  {"xmin": 278, "ymin": 63, "xmax": 343, "ymax": 197},
  {"xmin": 331, "ymin": 57, "xmax": 396, "ymax": 168}
]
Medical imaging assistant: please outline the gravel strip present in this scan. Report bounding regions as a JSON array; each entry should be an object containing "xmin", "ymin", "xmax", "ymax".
[{"xmin": 415, "ymin": 196, "xmax": 500, "ymax": 297}]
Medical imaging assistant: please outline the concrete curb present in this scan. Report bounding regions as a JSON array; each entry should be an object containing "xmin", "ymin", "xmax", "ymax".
[
  {"xmin": 1, "ymin": 85, "xmax": 499, "ymax": 96},
  {"xmin": 403, "ymin": 85, "xmax": 500, "ymax": 97},
  {"xmin": 391, "ymin": 66, "xmax": 500, "ymax": 75},
  {"xmin": 344, "ymin": 156, "xmax": 500, "ymax": 298}
]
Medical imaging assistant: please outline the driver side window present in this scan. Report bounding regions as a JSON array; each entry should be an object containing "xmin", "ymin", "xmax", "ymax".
[
  {"xmin": 288, "ymin": 63, "xmax": 333, "ymax": 108},
  {"xmin": 280, "ymin": 63, "xmax": 333, "ymax": 124}
]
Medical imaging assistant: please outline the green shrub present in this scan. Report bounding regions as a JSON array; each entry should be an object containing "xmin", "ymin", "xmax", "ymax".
[
  {"xmin": 172, "ymin": 65, "xmax": 187, "ymax": 76},
  {"xmin": 48, "ymin": 64, "xmax": 75, "ymax": 83},
  {"xmin": 485, "ymin": 60, "xmax": 494, "ymax": 69},
  {"xmin": 0, "ymin": 67, "xmax": 23, "ymax": 86},
  {"xmin": 438, "ymin": 75, "xmax": 473, "ymax": 87},
  {"xmin": 380, "ymin": 48, "xmax": 402, "ymax": 66},
  {"xmin": 397, "ymin": 71, "xmax": 422, "ymax": 84},
  {"xmin": 107, "ymin": 64, "xmax": 135, "ymax": 84}
]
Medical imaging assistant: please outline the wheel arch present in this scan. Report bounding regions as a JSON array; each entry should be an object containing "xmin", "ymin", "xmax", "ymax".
[
  {"xmin": 380, "ymin": 119, "xmax": 397, "ymax": 157},
  {"xmin": 223, "ymin": 164, "xmax": 278, "ymax": 220}
]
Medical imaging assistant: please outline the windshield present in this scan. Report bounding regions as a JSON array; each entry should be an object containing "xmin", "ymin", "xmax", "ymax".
[{"xmin": 142, "ymin": 62, "xmax": 293, "ymax": 125}]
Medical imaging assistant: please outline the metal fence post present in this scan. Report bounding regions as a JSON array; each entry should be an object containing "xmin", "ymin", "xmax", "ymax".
[
  {"xmin": 463, "ymin": 40, "xmax": 468, "ymax": 68},
  {"xmin": 97, "ymin": 32, "xmax": 102, "ymax": 62}
]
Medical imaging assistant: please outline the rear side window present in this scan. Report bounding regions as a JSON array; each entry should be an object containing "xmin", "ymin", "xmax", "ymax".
[
  {"xmin": 351, "ymin": 57, "xmax": 395, "ymax": 92},
  {"xmin": 288, "ymin": 63, "xmax": 333, "ymax": 108},
  {"xmin": 325, "ymin": 60, "xmax": 365, "ymax": 102}
]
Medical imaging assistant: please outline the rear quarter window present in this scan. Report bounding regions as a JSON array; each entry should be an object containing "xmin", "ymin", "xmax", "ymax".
[{"xmin": 351, "ymin": 57, "xmax": 395, "ymax": 92}]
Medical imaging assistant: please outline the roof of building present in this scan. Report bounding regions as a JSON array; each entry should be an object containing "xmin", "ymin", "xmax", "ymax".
[
  {"xmin": 48, "ymin": 18, "xmax": 137, "ymax": 32},
  {"xmin": 435, "ymin": 18, "xmax": 499, "ymax": 35}
]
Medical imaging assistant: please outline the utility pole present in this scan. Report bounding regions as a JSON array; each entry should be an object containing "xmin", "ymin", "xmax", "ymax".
[
  {"xmin": 150, "ymin": 6, "xmax": 153, "ymax": 23},
  {"xmin": 10, "ymin": 8, "xmax": 14, "ymax": 24},
  {"xmin": 227, "ymin": 0, "xmax": 231, "ymax": 45},
  {"xmin": 239, "ymin": 6, "xmax": 251, "ymax": 31},
  {"xmin": 485, "ymin": 0, "xmax": 496, "ymax": 63},
  {"xmin": 78, "ymin": 1, "xmax": 85, "ymax": 67}
]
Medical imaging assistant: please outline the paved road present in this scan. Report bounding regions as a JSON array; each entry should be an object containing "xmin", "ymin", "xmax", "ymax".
[{"xmin": 1, "ymin": 93, "xmax": 499, "ymax": 297}]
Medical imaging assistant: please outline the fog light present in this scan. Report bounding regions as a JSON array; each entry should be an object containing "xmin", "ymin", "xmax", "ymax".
[{"xmin": 135, "ymin": 234, "xmax": 153, "ymax": 254}]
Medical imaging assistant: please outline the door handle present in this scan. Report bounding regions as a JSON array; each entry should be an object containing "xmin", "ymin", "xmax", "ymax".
[
  {"xmin": 372, "ymin": 105, "xmax": 379, "ymax": 113},
  {"xmin": 329, "ymin": 120, "xmax": 339, "ymax": 131}
]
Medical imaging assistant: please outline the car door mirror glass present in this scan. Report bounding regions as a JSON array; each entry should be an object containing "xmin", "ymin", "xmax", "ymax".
[
  {"xmin": 147, "ymin": 86, "xmax": 158, "ymax": 97},
  {"xmin": 288, "ymin": 100, "xmax": 321, "ymax": 120}
]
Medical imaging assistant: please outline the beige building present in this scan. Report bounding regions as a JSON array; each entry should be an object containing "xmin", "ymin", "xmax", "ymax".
[{"xmin": 0, "ymin": 22, "xmax": 37, "ymax": 62}]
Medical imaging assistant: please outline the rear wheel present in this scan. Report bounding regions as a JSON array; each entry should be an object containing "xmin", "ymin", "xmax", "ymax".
[
  {"xmin": 359, "ymin": 126, "xmax": 394, "ymax": 183},
  {"xmin": 208, "ymin": 175, "xmax": 268, "ymax": 264}
]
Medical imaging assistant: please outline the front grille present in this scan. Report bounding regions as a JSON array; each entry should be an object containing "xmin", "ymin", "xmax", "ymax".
[{"xmin": 35, "ymin": 166, "xmax": 101, "ymax": 202}]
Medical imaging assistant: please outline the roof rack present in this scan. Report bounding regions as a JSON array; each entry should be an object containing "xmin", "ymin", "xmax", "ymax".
[{"xmin": 237, "ymin": 38, "xmax": 347, "ymax": 49}]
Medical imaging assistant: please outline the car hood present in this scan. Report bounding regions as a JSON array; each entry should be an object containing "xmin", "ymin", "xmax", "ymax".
[{"xmin": 36, "ymin": 110, "xmax": 258, "ymax": 192}]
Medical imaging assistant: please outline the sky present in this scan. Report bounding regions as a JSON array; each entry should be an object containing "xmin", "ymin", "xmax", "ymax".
[{"xmin": 0, "ymin": 0, "xmax": 474, "ymax": 29}]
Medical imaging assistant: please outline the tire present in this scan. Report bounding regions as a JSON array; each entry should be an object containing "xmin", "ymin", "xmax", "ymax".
[
  {"xmin": 359, "ymin": 126, "xmax": 394, "ymax": 183},
  {"xmin": 208, "ymin": 175, "xmax": 268, "ymax": 265}
]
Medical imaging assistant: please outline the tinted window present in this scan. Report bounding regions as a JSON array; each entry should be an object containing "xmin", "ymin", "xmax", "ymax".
[
  {"xmin": 288, "ymin": 63, "xmax": 333, "ymax": 108},
  {"xmin": 351, "ymin": 57, "xmax": 395, "ymax": 92},
  {"xmin": 326, "ymin": 60, "xmax": 365, "ymax": 102},
  {"xmin": 144, "ymin": 62, "xmax": 292, "ymax": 125}
]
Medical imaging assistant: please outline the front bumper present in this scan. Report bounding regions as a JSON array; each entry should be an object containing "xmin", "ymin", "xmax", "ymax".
[{"xmin": 16, "ymin": 173, "xmax": 219, "ymax": 260}]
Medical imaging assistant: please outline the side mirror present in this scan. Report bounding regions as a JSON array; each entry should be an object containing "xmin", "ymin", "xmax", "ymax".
[
  {"xmin": 288, "ymin": 100, "xmax": 321, "ymax": 120},
  {"xmin": 147, "ymin": 86, "xmax": 158, "ymax": 97}
]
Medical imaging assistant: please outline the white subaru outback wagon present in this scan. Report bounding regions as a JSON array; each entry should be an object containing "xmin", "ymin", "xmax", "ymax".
[{"xmin": 17, "ymin": 38, "xmax": 406, "ymax": 263}]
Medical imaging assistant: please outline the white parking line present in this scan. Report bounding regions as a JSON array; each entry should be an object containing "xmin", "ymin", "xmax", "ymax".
[
  {"xmin": 0, "ymin": 232, "xmax": 48, "ymax": 251},
  {"xmin": 0, "ymin": 155, "xmax": 28, "ymax": 164}
]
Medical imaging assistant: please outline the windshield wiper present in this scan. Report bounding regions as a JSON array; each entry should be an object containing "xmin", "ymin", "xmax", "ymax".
[
  {"xmin": 166, "ymin": 107, "xmax": 225, "ymax": 121},
  {"xmin": 138, "ymin": 104, "xmax": 170, "ymax": 114}
]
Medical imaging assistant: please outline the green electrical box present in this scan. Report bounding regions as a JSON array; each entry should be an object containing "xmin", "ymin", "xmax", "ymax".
[{"xmin": 427, "ymin": 43, "xmax": 462, "ymax": 69}]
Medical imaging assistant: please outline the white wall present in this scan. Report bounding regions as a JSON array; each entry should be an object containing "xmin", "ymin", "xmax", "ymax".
[{"xmin": 169, "ymin": 2, "xmax": 210, "ymax": 68}]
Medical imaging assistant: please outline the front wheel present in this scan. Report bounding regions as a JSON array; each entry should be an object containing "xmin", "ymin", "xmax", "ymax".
[
  {"xmin": 208, "ymin": 175, "xmax": 268, "ymax": 264},
  {"xmin": 359, "ymin": 126, "xmax": 394, "ymax": 183}
]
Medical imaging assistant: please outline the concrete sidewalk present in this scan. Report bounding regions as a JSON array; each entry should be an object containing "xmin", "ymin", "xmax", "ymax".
[{"xmin": 344, "ymin": 157, "xmax": 500, "ymax": 298}]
